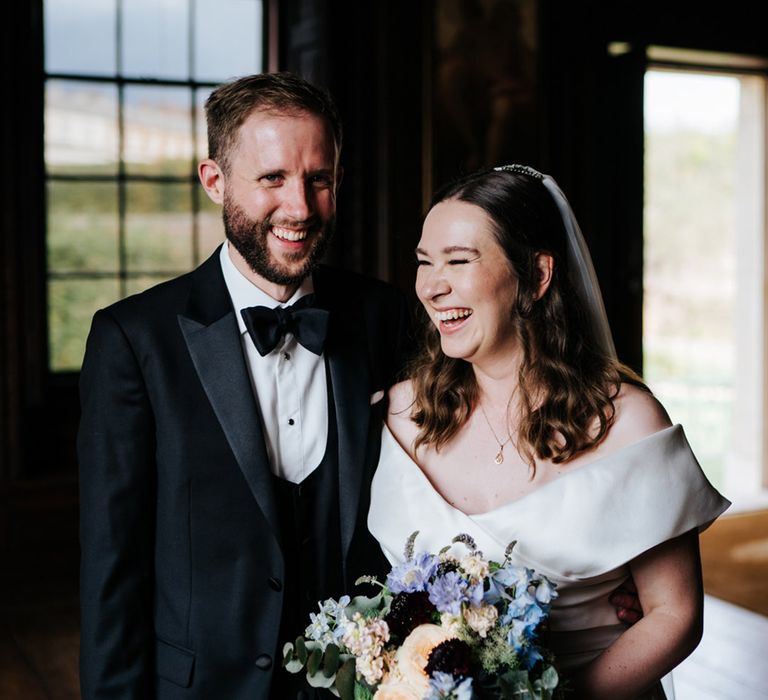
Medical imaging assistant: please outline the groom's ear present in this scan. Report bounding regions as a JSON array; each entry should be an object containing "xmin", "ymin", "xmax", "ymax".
[
  {"xmin": 533, "ymin": 252, "xmax": 554, "ymax": 301},
  {"xmin": 198, "ymin": 159, "xmax": 225, "ymax": 205}
]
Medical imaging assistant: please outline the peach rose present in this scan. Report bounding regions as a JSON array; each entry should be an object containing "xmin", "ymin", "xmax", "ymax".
[
  {"xmin": 373, "ymin": 681, "xmax": 422, "ymax": 700},
  {"xmin": 374, "ymin": 624, "xmax": 458, "ymax": 699}
]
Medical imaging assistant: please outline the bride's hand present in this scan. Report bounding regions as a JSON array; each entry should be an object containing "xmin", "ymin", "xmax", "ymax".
[{"xmin": 609, "ymin": 577, "xmax": 643, "ymax": 625}]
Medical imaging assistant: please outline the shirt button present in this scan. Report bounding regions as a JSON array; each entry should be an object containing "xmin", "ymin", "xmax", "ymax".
[
  {"xmin": 268, "ymin": 577, "xmax": 283, "ymax": 592},
  {"xmin": 254, "ymin": 654, "xmax": 272, "ymax": 670},
  {"xmin": 288, "ymin": 418, "xmax": 295, "ymax": 426},
  {"xmin": 283, "ymin": 352, "xmax": 291, "ymax": 360}
]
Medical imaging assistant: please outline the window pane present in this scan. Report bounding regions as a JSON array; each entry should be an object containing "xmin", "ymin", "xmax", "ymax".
[
  {"xmin": 47, "ymin": 181, "xmax": 119, "ymax": 274},
  {"xmin": 46, "ymin": 80, "xmax": 119, "ymax": 176},
  {"xmin": 125, "ymin": 183, "xmax": 194, "ymax": 272},
  {"xmin": 124, "ymin": 85, "xmax": 194, "ymax": 176},
  {"xmin": 122, "ymin": 0, "xmax": 189, "ymax": 80},
  {"xmin": 49, "ymin": 278, "xmax": 121, "ymax": 371},
  {"xmin": 193, "ymin": 0, "xmax": 263, "ymax": 82},
  {"xmin": 644, "ymin": 71, "xmax": 740, "ymax": 491},
  {"xmin": 197, "ymin": 189, "xmax": 224, "ymax": 260},
  {"xmin": 45, "ymin": 0, "xmax": 117, "ymax": 76}
]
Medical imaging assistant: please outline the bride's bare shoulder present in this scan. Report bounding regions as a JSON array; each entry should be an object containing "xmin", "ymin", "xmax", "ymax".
[
  {"xmin": 386, "ymin": 380, "xmax": 420, "ymax": 449},
  {"xmin": 608, "ymin": 382, "xmax": 673, "ymax": 447}
]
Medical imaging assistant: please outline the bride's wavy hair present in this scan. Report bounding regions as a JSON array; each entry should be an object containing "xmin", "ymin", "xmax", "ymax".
[{"xmin": 408, "ymin": 168, "xmax": 645, "ymax": 466}]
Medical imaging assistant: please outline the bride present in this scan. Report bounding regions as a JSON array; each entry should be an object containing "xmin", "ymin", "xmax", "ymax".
[{"xmin": 368, "ymin": 165, "xmax": 730, "ymax": 698}]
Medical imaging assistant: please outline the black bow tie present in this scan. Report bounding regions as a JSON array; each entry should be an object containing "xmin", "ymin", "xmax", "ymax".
[{"xmin": 241, "ymin": 294, "xmax": 329, "ymax": 357}]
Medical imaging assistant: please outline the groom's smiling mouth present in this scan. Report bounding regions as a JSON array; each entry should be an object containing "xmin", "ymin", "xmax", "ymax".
[{"xmin": 272, "ymin": 225, "xmax": 309, "ymax": 242}]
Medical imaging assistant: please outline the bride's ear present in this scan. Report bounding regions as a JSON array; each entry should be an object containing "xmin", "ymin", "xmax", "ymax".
[{"xmin": 533, "ymin": 253, "xmax": 554, "ymax": 300}]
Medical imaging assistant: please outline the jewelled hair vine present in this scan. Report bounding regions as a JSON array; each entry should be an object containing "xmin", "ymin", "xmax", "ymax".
[{"xmin": 494, "ymin": 164, "xmax": 544, "ymax": 180}]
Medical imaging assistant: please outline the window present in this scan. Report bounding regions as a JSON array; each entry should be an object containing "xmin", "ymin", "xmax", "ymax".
[
  {"xmin": 643, "ymin": 47, "xmax": 768, "ymax": 506},
  {"xmin": 44, "ymin": 0, "xmax": 264, "ymax": 371}
]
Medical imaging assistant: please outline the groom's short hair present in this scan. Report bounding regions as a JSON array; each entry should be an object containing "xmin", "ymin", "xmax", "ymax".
[{"xmin": 204, "ymin": 71, "xmax": 342, "ymax": 174}]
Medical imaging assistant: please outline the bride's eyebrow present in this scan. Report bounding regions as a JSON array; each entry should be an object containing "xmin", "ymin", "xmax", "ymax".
[{"xmin": 414, "ymin": 246, "xmax": 480, "ymax": 256}]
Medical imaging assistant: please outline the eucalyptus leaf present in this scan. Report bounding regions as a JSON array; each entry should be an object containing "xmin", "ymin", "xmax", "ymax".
[
  {"xmin": 306, "ymin": 647, "xmax": 322, "ymax": 676},
  {"xmin": 335, "ymin": 658, "xmax": 356, "ymax": 700},
  {"xmin": 306, "ymin": 669, "xmax": 336, "ymax": 688},
  {"xmin": 347, "ymin": 592, "xmax": 383, "ymax": 616},
  {"xmin": 541, "ymin": 665, "xmax": 559, "ymax": 689},
  {"xmin": 295, "ymin": 636, "xmax": 308, "ymax": 665},
  {"xmin": 284, "ymin": 642, "xmax": 307, "ymax": 673},
  {"xmin": 323, "ymin": 643, "xmax": 340, "ymax": 677}
]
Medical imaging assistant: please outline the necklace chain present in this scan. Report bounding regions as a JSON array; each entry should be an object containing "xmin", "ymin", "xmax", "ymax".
[{"xmin": 478, "ymin": 402, "xmax": 513, "ymax": 465}]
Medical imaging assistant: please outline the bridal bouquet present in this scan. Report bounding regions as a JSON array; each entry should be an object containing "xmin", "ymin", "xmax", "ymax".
[{"xmin": 282, "ymin": 532, "xmax": 560, "ymax": 699}]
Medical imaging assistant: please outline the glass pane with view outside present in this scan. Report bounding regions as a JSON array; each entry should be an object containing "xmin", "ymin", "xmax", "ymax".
[
  {"xmin": 125, "ymin": 182, "xmax": 195, "ymax": 276},
  {"xmin": 49, "ymin": 278, "xmax": 121, "ymax": 371},
  {"xmin": 193, "ymin": 0, "xmax": 263, "ymax": 82},
  {"xmin": 644, "ymin": 70, "xmax": 740, "ymax": 493},
  {"xmin": 47, "ymin": 181, "xmax": 119, "ymax": 274},
  {"xmin": 44, "ymin": 0, "xmax": 117, "ymax": 76},
  {"xmin": 122, "ymin": 0, "xmax": 189, "ymax": 80},
  {"xmin": 124, "ymin": 85, "xmax": 194, "ymax": 177},
  {"xmin": 45, "ymin": 81, "xmax": 120, "ymax": 177}
]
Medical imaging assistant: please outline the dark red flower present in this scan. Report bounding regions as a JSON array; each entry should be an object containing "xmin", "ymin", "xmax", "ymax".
[
  {"xmin": 426, "ymin": 638, "xmax": 473, "ymax": 678},
  {"xmin": 384, "ymin": 591, "xmax": 436, "ymax": 641}
]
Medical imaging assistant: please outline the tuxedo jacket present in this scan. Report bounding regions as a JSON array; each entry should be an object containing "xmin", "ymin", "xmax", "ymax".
[{"xmin": 78, "ymin": 247, "xmax": 410, "ymax": 699}]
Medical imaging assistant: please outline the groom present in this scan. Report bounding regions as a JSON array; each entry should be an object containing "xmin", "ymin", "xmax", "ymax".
[{"xmin": 78, "ymin": 72, "xmax": 409, "ymax": 699}]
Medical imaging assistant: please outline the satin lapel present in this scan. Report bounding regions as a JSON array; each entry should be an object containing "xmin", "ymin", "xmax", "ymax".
[
  {"xmin": 324, "ymin": 295, "xmax": 371, "ymax": 565},
  {"xmin": 178, "ymin": 250, "xmax": 280, "ymax": 541}
]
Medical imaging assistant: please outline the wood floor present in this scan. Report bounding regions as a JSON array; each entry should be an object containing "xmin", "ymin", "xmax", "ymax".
[{"xmin": 1, "ymin": 586, "xmax": 766, "ymax": 698}]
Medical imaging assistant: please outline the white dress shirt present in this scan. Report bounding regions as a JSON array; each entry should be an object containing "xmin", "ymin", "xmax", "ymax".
[{"xmin": 219, "ymin": 243, "xmax": 329, "ymax": 483}]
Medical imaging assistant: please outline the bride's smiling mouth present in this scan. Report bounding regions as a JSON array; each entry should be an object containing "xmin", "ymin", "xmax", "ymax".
[{"xmin": 433, "ymin": 307, "xmax": 473, "ymax": 331}]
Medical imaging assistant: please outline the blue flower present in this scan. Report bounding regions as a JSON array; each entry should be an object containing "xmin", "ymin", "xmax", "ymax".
[
  {"xmin": 535, "ymin": 578, "xmax": 558, "ymax": 605},
  {"xmin": 386, "ymin": 552, "xmax": 439, "ymax": 594},
  {"xmin": 428, "ymin": 571, "xmax": 480, "ymax": 615},
  {"xmin": 425, "ymin": 671, "xmax": 474, "ymax": 699},
  {"xmin": 485, "ymin": 564, "xmax": 535, "ymax": 604},
  {"xmin": 507, "ymin": 618, "xmax": 544, "ymax": 670}
]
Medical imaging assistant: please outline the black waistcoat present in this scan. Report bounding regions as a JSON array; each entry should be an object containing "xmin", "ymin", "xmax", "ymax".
[{"xmin": 269, "ymin": 366, "xmax": 342, "ymax": 699}]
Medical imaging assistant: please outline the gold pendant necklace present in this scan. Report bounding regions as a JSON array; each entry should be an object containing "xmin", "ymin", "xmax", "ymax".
[{"xmin": 478, "ymin": 402, "xmax": 513, "ymax": 465}]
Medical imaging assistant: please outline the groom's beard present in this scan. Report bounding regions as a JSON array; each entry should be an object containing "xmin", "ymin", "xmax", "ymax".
[{"xmin": 222, "ymin": 195, "xmax": 335, "ymax": 287}]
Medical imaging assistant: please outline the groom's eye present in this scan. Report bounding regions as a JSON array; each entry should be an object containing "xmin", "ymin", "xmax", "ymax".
[
  {"xmin": 448, "ymin": 258, "xmax": 469, "ymax": 265},
  {"xmin": 416, "ymin": 259, "xmax": 430, "ymax": 266}
]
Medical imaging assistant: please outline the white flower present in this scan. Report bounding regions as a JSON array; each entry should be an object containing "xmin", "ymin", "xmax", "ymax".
[
  {"xmin": 439, "ymin": 613, "xmax": 464, "ymax": 636},
  {"xmin": 460, "ymin": 554, "xmax": 490, "ymax": 582},
  {"xmin": 305, "ymin": 611, "xmax": 330, "ymax": 641},
  {"xmin": 356, "ymin": 653, "xmax": 386, "ymax": 685},
  {"xmin": 463, "ymin": 603, "xmax": 498, "ymax": 638}
]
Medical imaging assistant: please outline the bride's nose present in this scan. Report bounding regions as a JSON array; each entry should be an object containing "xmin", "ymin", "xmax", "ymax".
[{"xmin": 417, "ymin": 267, "xmax": 451, "ymax": 301}]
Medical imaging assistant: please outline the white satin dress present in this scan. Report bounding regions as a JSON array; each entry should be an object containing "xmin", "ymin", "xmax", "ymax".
[{"xmin": 368, "ymin": 423, "xmax": 731, "ymax": 699}]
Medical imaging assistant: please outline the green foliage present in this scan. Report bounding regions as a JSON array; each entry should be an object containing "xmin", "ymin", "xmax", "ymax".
[
  {"xmin": 475, "ymin": 625, "xmax": 521, "ymax": 675},
  {"xmin": 495, "ymin": 664, "xmax": 559, "ymax": 699}
]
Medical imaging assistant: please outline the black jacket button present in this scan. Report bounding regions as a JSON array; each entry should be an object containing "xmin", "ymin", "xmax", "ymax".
[
  {"xmin": 268, "ymin": 577, "xmax": 283, "ymax": 592},
  {"xmin": 254, "ymin": 654, "xmax": 272, "ymax": 670}
]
